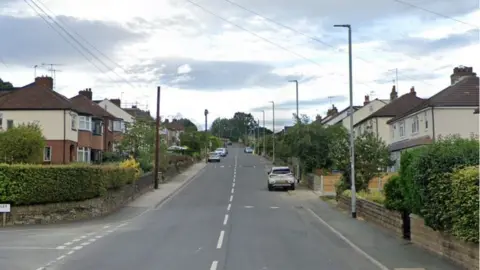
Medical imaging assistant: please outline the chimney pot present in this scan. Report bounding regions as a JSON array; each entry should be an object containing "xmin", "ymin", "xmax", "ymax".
[
  {"xmin": 410, "ymin": 86, "xmax": 416, "ymax": 95},
  {"xmin": 363, "ymin": 95, "xmax": 370, "ymax": 106}
]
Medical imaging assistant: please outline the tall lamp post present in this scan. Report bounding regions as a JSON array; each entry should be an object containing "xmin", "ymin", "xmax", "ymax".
[
  {"xmin": 289, "ymin": 80, "xmax": 299, "ymax": 122},
  {"xmin": 204, "ymin": 109, "xmax": 209, "ymax": 163},
  {"xmin": 334, "ymin": 24, "xmax": 356, "ymax": 219},
  {"xmin": 154, "ymin": 86, "xmax": 161, "ymax": 189},
  {"xmin": 269, "ymin": 101, "xmax": 275, "ymax": 164},
  {"xmin": 262, "ymin": 110, "xmax": 266, "ymax": 156}
]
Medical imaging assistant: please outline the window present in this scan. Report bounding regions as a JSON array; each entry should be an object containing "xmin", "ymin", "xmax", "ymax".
[
  {"xmin": 399, "ymin": 121, "xmax": 405, "ymax": 137},
  {"xmin": 121, "ymin": 121, "xmax": 126, "ymax": 133},
  {"xmin": 77, "ymin": 147, "xmax": 91, "ymax": 163},
  {"xmin": 412, "ymin": 115, "xmax": 419, "ymax": 133},
  {"xmin": 92, "ymin": 120, "xmax": 103, "ymax": 136},
  {"xmin": 108, "ymin": 120, "xmax": 113, "ymax": 131},
  {"xmin": 424, "ymin": 112, "xmax": 428, "ymax": 129},
  {"xmin": 79, "ymin": 116, "xmax": 92, "ymax": 131},
  {"xmin": 7, "ymin": 120, "xmax": 13, "ymax": 129},
  {"xmin": 71, "ymin": 114, "xmax": 77, "ymax": 130},
  {"xmin": 43, "ymin": 146, "xmax": 52, "ymax": 162},
  {"xmin": 113, "ymin": 120, "xmax": 123, "ymax": 132}
]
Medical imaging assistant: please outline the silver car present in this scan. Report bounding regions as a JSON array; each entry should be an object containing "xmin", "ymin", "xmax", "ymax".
[
  {"xmin": 267, "ymin": 166, "xmax": 295, "ymax": 191},
  {"xmin": 207, "ymin": 152, "xmax": 221, "ymax": 162}
]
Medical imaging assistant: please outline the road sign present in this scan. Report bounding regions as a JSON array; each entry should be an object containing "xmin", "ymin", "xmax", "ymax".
[{"xmin": 0, "ymin": 204, "xmax": 10, "ymax": 213}]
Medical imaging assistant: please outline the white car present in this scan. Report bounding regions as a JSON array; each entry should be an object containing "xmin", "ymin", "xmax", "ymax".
[
  {"xmin": 207, "ymin": 152, "xmax": 221, "ymax": 162},
  {"xmin": 215, "ymin": 148, "xmax": 227, "ymax": 157},
  {"xmin": 267, "ymin": 166, "xmax": 295, "ymax": 191}
]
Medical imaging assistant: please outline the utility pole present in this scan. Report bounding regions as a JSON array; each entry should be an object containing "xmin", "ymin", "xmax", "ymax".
[
  {"xmin": 204, "ymin": 109, "xmax": 209, "ymax": 162},
  {"xmin": 289, "ymin": 80, "xmax": 299, "ymax": 122},
  {"xmin": 269, "ymin": 101, "xmax": 275, "ymax": 164},
  {"xmin": 334, "ymin": 24, "xmax": 356, "ymax": 219},
  {"xmin": 262, "ymin": 110, "xmax": 266, "ymax": 156},
  {"xmin": 154, "ymin": 86, "xmax": 161, "ymax": 189},
  {"xmin": 257, "ymin": 118, "xmax": 260, "ymax": 154}
]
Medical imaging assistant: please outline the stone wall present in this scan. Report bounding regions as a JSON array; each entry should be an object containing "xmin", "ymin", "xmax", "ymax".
[
  {"xmin": 4, "ymin": 160, "xmax": 194, "ymax": 226},
  {"xmin": 410, "ymin": 214, "xmax": 479, "ymax": 270},
  {"xmin": 337, "ymin": 195, "xmax": 403, "ymax": 238}
]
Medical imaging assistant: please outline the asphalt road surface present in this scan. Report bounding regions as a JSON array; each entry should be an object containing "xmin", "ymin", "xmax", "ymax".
[{"xmin": 1, "ymin": 145, "xmax": 462, "ymax": 270}]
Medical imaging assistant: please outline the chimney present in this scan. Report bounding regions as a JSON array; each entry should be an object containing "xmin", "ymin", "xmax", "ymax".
[
  {"xmin": 410, "ymin": 86, "xmax": 416, "ymax": 95},
  {"xmin": 363, "ymin": 95, "xmax": 370, "ymax": 106},
  {"xmin": 78, "ymin": 88, "xmax": 92, "ymax": 100},
  {"xmin": 110, "ymin": 99, "xmax": 121, "ymax": 107},
  {"xmin": 390, "ymin": 85, "xmax": 398, "ymax": 100},
  {"xmin": 451, "ymin": 66, "xmax": 476, "ymax": 85},
  {"xmin": 132, "ymin": 105, "xmax": 137, "ymax": 109},
  {"xmin": 34, "ymin": 76, "xmax": 53, "ymax": 90},
  {"xmin": 331, "ymin": 105, "xmax": 338, "ymax": 115}
]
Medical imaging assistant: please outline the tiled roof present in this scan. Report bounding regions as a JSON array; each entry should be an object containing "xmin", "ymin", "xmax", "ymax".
[
  {"xmin": 388, "ymin": 76, "xmax": 479, "ymax": 124},
  {"xmin": 321, "ymin": 105, "xmax": 362, "ymax": 124},
  {"xmin": 70, "ymin": 95, "xmax": 117, "ymax": 118},
  {"xmin": 0, "ymin": 83, "xmax": 76, "ymax": 111},
  {"xmin": 357, "ymin": 92, "xmax": 425, "ymax": 126},
  {"xmin": 123, "ymin": 107, "xmax": 153, "ymax": 120}
]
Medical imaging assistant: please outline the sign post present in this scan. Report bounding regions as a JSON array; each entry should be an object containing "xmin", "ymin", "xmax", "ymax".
[{"xmin": 0, "ymin": 204, "xmax": 11, "ymax": 227}]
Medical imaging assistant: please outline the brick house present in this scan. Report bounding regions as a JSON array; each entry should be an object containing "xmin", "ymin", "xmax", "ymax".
[
  {"xmin": 70, "ymin": 89, "xmax": 119, "ymax": 163},
  {"xmin": 94, "ymin": 98, "xmax": 131, "ymax": 150},
  {"xmin": 0, "ymin": 76, "xmax": 79, "ymax": 164}
]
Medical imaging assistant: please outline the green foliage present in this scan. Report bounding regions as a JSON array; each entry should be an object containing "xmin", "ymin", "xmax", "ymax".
[
  {"xmin": 175, "ymin": 118, "xmax": 198, "ymax": 132},
  {"xmin": 449, "ymin": 166, "xmax": 479, "ymax": 242},
  {"xmin": 0, "ymin": 164, "xmax": 136, "ymax": 205},
  {"xmin": 384, "ymin": 175, "xmax": 407, "ymax": 211},
  {"xmin": 210, "ymin": 112, "xmax": 272, "ymax": 142},
  {"xmin": 0, "ymin": 78, "xmax": 13, "ymax": 89},
  {"xmin": 0, "ymin": 123, "xmax": 45, "ymax": 164},
  {"xmin": 102, "ymin": 152, "xmax": 123, "ymax": 163},
  {"xmin": 342, "ymin": 189, "xmax": 385, "ymax": 204},
  {"xmin": 118, "ymin": 119, "xmax": 156, "ymax": 158}
]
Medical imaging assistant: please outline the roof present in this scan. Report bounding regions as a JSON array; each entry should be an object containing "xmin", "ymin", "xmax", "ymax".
[
  {"xmin": 123, "ymin": 107, "xmax": 153, "ymax": 120},
  {"xmin": 166, "ymin": 121, "xmax": 185, "ymax": 131},
  {"xmin": 70, "ymin": 95, "xmax": 117, "ymax": 118},
  {"xmin": 0, "ymin": 83, "xmax": 77, "ymax": 111},
  {"xmin": 356, "ymin": 93, "xmax": 425, "ymax": 126},
  {"xmin": 388, "ymin": 76, "xmax": 479, "ymax": 124},
  {"xmin": 321, "ymin": 106, "xmax": 362, "ymax": 124}
]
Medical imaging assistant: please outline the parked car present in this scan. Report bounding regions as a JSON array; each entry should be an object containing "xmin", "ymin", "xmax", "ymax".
[
  {"xmin": 244, "ymin": 147, "xmax": 253, "ymax": 153},
  {"xmin": 207, "ymin": 152, "xmax": 221, "ymax": 162},
  {"xmin": 227, "ymin": 141, "xmax": 233, "ymax": 145},
  {"xmin": 215, "ymin": 148, "xmax": 228, "ymax": 157},
  {"xmin": 267, "ymin": 166, "xmax": 295, "ymax": 191}
]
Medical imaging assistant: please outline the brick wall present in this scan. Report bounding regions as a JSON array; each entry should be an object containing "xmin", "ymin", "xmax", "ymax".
[
  {"xmin": 337, "ymin": 195, "xmax": 403, "ymax": 238},
  {"xmin": 410, "ymin": 214, "xmax": 479, "ymax": 270}
]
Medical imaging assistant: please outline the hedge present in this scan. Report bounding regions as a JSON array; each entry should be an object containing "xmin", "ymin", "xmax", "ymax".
[
  {"xmin": 0, "ymin": 164, "xmax": 136, "ymax": 206},
  {"xmin": 383, "ymin": 175, "xmax": 407, "ymax": 212}
]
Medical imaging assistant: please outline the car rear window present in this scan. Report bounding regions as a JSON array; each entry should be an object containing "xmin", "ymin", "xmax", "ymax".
[{"xmin": 272, "ymin": 168, "xmax": 291, "ymax": 174}]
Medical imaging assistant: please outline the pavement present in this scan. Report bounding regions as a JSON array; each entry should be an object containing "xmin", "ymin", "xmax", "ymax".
[{"xmin": 0, "ymin": 145, "xmax": 462, "ymax": 270}]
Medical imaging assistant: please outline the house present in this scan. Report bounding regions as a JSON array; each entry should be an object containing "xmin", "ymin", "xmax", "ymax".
[
  {"xmin": 321, "ymin": 104, "xmax": 362, "ymax": 126},
  {"xmin": 70, "ymin": 89, "xmax": 120, "ymax": 163},
  {"xmin": 341, "ymin": 96, "xmax": 391, "ymax": 132},
  {"xmin": 353, "ymin": 85, "xmax": 425, "ymax": 145},
  {"xmin": 163, "ymin": 119, "xmax": 185, "ymax": 145},
  {"xmin": 95, "ymin": 98, "xmax": 132, "ymax": 149},
  {"xmin": 0, "ymin": 76, "xmax": 79, "ymax": 164},
  {"xmin": 123, "ymin": 105, "xmax": 153, "ymax": 121},
  {"xmin": 387, "ymin": 66, "xmax": 479, "ymax": 171}
]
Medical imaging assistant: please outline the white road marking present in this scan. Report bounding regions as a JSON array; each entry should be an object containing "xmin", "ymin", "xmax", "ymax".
[
  {"xmin": 56, "ymin": 255, "xmax": 66, "ymax": 261},
  {"xmin": 72, "ymin": 238, "xmax": 81, "ymax": 242},
  {"xmin": 0, "ymin": 246, "xmax": 67, "ymax": 250},
  {"xmin": 216, "ymin": 231, "xmax": 225, "ymax": 249},
  {"xmin": 72, "ymin": 246, "xmax": 83, "ymax": 250},
  {"xmin": 223, "ymin": 214, "xmax": 229, "ymax": 225},
  {"xmin": 64, "ymin": 242, "xmax": 73, "ymax": 246},
  {"xmin": 229, "ymin": 195, "xmax": 233, "ymax": 202},
  {"xmin": 227, "ymin": 203, "xmax": 231, "ymax": 211},
  {"xmin": 95, "ymin": 235, "xmax": 103, "ymax": 239},
  {"xmin": 86, "ymin": 232, "xmax": 95, "ymax": 236},
  {"xmin": 36, "ymin": 267, "xmax": 46, "ymax": 270},
  {"xmin": 231, "ymin": 188, "xmax": 234, "ymax": 193},
  {"xmin": 56, "ymin": 246, "xmax": 66, "ymax": 250},
  {"xmin": 80, "ymin": 235, "xmax": 87, "ymax": 239},
  {"xmin": 88, "ymin": 238, "xmax": 96, "ymax": 242},
  {"xmin": 244, "ymin": 206, "xmax": 254, "ymax": 208},
  {"xmin": 67, "ymin": 250, "xmax": 75, "ymax": 255},
  {"xmin": 103, "ymin": 225, "xmax": 110, "ymax": 229},
  {"xmin": 232, "ymin": 183, "xmax": 235, "ymax": 187},
  {"xmin": 210, "ymin": 260, "xmax": 218, "ymax": 270},
  {"xmin": 220, "ymin": 165, "xmax": 224, "ymax": 168},
  {"xmin": 270, "ymin": 206, "xmax": 279, "ymax": 209},
  {"xmin": 80, "ymin": 242, "xmax": 91, "ymax": 246},
  {"xmin": 106, "ymin": 230, "xmax": 114, "ymax": 233},
  {"xmin": 306, "ymin": 208, "xmax": 390, "ymax": 270}
]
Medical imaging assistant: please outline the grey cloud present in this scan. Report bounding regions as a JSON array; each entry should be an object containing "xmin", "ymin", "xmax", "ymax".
[
  {"xmin": 385, "ymin": 29, "xmax": 479, "ymax": 57},
  {"xmin": 374, "ymin": 68, "xmax": 444, "ymax": 85},
  {"xmin": 0, "ymin": 15, "xmax": 144, "ymax": 68},
  {"xmin": 126, "ymin": 58, "xmax": 315, "ymax": 90},
  {"xmin": 250, "ymin": 96, "xmax": 347, "ymax": 112}
]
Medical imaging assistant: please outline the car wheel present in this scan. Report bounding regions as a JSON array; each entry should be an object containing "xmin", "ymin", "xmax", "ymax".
[
  {"xmin": 268, "ymin": 184, "xmax": 273, "ymax": 191},
  {"xmin": 290, "ymin": 183, "xmax": 295, "ymax": 190}
]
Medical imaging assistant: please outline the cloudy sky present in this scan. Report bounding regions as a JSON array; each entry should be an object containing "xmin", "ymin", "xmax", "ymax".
[{"xmin": 0, "ymin": 0, "xmax": 478, "ymax": 130}]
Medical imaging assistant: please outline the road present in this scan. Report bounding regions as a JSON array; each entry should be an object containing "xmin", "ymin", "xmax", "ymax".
[{"xmin": 0, "ymin": 145, "xmax": 462, "ymax": 270}]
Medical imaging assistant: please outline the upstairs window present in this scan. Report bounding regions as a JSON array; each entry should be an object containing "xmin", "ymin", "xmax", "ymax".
[
  {"xmin": 71, "ymin": 114, "xmax": 77, "ymax": 130},
  {"xmin": 412, "ymin": 115, "xmax": 419, "ymax": 133},
  {"xmin": 399, "ymin": 121, "xmax": 405, "ymax": 137},
  {"xmin": 424, "ymin": 112, "xmax": 428, "ymax": 129},
  {"xmin": 92, "ymin": 120, "xmax": 103, "ymax": 136},
  {"xmin": 79, "ymin": 116, "xmax": 92, "ymax": 131}
]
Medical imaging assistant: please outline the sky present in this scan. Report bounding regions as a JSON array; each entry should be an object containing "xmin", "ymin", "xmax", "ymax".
[{"xmin": 0, "ymin": 0, "xmax": 478, "ymax": 131}]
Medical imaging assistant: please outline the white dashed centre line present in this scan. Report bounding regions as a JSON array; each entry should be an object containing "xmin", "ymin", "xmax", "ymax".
[
  {"xmin": 210, "ymin": 260, "xmax": 219, "ymax": 270},
  {"xmin": 56, "ymin": 255, "xmax": 66, "ymax": 261},
  {"xmin": 229, "ymin": 195, "xmax": 233, "ymax": 202},
  {"xmin": 216, "ymin": 230, "xmax": 225, "ymax": 249},
  {"xmin": 223, "ymin": 214, "xmax": 229, "ymax": 225},
  {"xmin": 227, "ymin": 203, "xmax": 231, "ymax": 211},
  {"xmin": 231, "ymin": 188, "xmax": 234, "ymax": 194},
  {"xmin": 232, "ymin": 183, "xmax": 235, "ymax": 187}
]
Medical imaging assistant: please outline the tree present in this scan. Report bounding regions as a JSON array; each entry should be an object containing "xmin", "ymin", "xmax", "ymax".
[
  {"xmin": 210, "ymin": 118, "xmax": 231, "ymax": 138},
  {"xmin": 0, "ymin": 123, "xmax": 45, "ymax": 164},
  {"xmin": 176, "ymin": 118, "xmax": 197, "ymax": 132},
  {"xmin": 180, "ymin": 131, "xmax": 203, "ymax": 153},
  {"xmin": 0, "ymin": 78, "xmax": 13, "ymax": 89}
]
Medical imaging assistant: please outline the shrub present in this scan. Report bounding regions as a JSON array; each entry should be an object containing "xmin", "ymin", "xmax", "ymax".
[
  {"xmin": 0, "ymin": 123, "xmax": 45, "ymax": 164},
  {"xmin": 404, "ymin": 136, "xmax": 479, "ymax": 231},
  {"xmin": 119, "ymin": 156, "xmax": 142, "ymax": 180},
  {"xmin": 450, "ymin": 166, "xmax": 479, "ymax": 242},
  {"xmin": 0, "ymin": 164, "xmax": 136, "ymax": 206},
  {"xmin": 384, "ymin": 175, "xmax": 407, "ymax": 211},
  {"xmin": 342, "ymin": 189, "xmax": 385, "ymax": 204}
]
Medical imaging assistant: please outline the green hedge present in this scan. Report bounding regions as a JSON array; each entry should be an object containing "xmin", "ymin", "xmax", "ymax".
[
  {"xmin": 383, "ymin": 175, "xmax": 407, "ymax": 212},
  {"xmin": 0, "ymin": 164, "xmax": 136, "ymax": 206}
]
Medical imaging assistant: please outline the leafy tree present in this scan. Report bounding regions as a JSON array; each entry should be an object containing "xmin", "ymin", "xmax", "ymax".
[
  {"xmin": 0, "ymin": 78, "xmax": 13, "ymax": 89},
  {"xmin": 118, "ymin": 119, "xmax": 156, "ymax": 158},
  {"xmin": 0, "ymin": 123, "xmax": 45, "ymax": 164},
  {"xmin": 180, "ymin": 131, "xmax": 204, "ymax": 153},
  {"xmin": 210, "ymin": 118, "xmax": 232, "ymax": 138},
  {"xmin": 176, "ymin": 118, "xmax": 197, "ymax": 132}
]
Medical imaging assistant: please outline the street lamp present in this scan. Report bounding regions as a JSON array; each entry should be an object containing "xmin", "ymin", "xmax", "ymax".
[
  {"xmin": 204, "ymin": 109, "xmax": 209, "ymax": 163},
  {"xmin": 269, "ymin": 101, "xmax": 275, "ymax": 164},
  {"xmin": 261, "ymin": 110, "xmax": 266, "ymax": 156},
  {"xmin": 334, "ymin": 24, "xmax": 356, "ymax": 219},
  {"xmin": 289, "ymin": 79, "xmax": 299, "ymax": 122}
]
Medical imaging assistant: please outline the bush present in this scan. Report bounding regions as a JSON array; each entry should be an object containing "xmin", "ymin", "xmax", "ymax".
[
  {"xmin": 450, "ymin": 166, "xmax": 479, "ymax": 242},
  {"xmin": 342, "ymin": 189, "xmax": 385, "ymax": 204},
  {"xmin": 0, "ymin": 123, "xmax": 45, "ymax": 164},
  {"xmin": 404, "ymin": 136, "xmax": 479, "ymax": 231},
  {"xmin": 119, "ymin": 156, "xmax": 142, "ymax": 180},
  {"xmin": 0, "ymin": 164, "xmax": 136, "ymax": 206},
  {"xmin": 384, "ymin": 175, "xmax": 407, "ymax": 211}
]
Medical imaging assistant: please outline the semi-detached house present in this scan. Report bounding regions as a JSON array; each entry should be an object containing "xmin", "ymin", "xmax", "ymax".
[
  {"xmin": 387, "ymin": 66, "xmax": 479, "ymax": 171},
  {"xmin": 342, "ymin": 95, "xmax": 391, "ymax": 134}
]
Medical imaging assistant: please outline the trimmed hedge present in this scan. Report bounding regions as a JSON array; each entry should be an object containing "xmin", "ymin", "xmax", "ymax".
[
  {"xmin": 384, "ymin": 175, "xmax": 407, "ymax": 212},
  {"xmin": 0, "ymin": 164, "xmax": 136, "ymax": 206}
]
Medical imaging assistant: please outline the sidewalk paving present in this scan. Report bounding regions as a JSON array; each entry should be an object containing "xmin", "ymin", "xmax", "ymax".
[{"xmin": 287, "ymin": 189, "xmax": 462, "ymax": 270}]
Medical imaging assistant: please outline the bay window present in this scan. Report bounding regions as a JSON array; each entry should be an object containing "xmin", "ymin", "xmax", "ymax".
[
  {"xmin": 92, "ymin": 119, "xmax": 103, "ymax": 136},
  {"xmin": 77, "ymin": 147, "xmax": 91, "ymax": 163},
  {"xmin": 79, "ymin": 116, "xmax": 92, "ymax": 131}
]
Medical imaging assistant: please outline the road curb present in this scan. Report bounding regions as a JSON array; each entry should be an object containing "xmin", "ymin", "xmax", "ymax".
[{"xmin": 153, "ymin": 163, "xmax": 207, "ymax": 209}]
